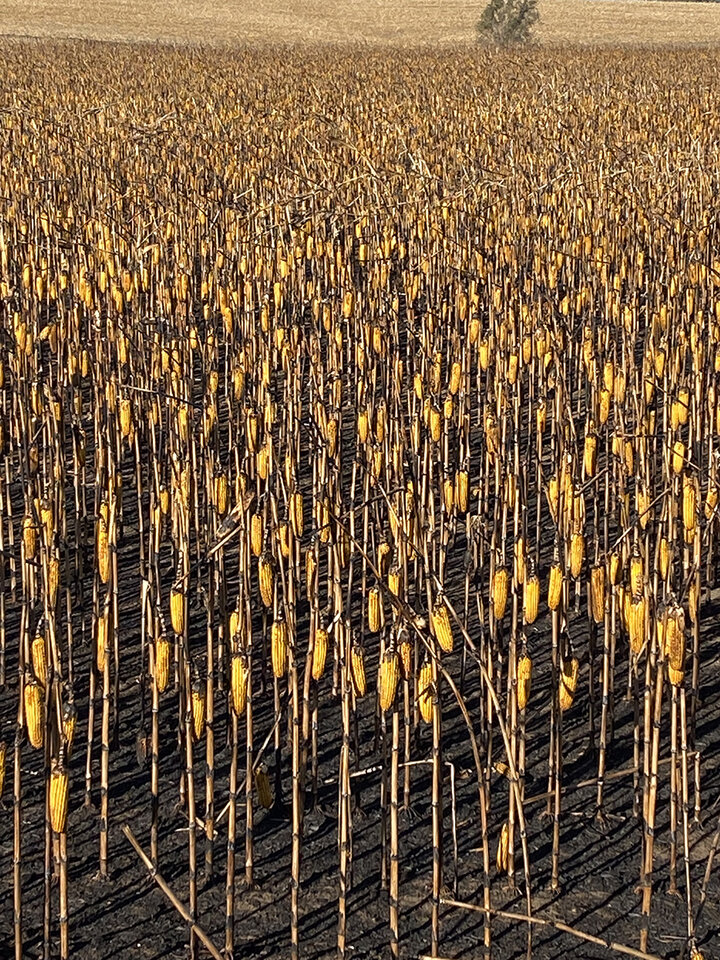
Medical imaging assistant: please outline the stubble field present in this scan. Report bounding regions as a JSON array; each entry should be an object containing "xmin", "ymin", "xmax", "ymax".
[{"xmin": 0, "ymin": 33, "xmax": 720, "ymax": 960}]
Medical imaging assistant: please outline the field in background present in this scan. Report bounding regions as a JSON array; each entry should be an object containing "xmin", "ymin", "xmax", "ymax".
[{"xmin": 2, "ymin": 0, "xmax": 720, "ymax": 46}]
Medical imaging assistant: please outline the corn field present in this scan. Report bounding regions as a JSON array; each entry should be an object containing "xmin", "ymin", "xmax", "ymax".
[{"xmin": 1, "ymin": 39, "xmax": 720, "ymax": 960}]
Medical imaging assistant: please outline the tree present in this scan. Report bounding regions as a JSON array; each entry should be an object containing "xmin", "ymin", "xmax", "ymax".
[{"xmin": 476, "ymin": 0, "xmax": 539, "ymax": 45}]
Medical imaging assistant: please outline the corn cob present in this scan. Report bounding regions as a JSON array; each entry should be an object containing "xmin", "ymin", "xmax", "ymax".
[
  {"xmin": 570, "ymin": 532, "xmax": 585, "ymax": 579},
  {"xmin": 48, "ymin": 555, "xmax": 60, "ymax": 607},
  {"xmin": 97, "ymin": 513, "xmax": 110, "ymax": 583},
  {"xmin": 688, "ymin": 578, "xmax": 699, "ymax": 624},
  {"xmin": 305, "ymin": 545, "xmax": 317, "ymax": 602},
  {"xmin": 583, "ymin": 430, "xmax": 597, "ymax": 477},
  {"xmin": 367, "ymin": 584, "xmax": 383, "ymax": 633},
  {"xmin": 32, "ymin": 630, "xmax": 48, "ymax": 686},
  {"xmin": 271, "ymin": 616, "xmax": 289, "ymax": 678},
  {"xmin": 377, "ymin": 539, "xmax": 392, "ymax": 577},
  {"xmin": 50, "ymin": 760, "xmax": 69, "ymax": 833},
  {"xmin": 548, "ymin": 560, "xmax": 563, "ymax": 611},
  {"xmin": 277, "ymin": 520, "xmax": 291, "ymax": 559},
  {"xmin": 431, "ymin": 597, "xmax": 454, "ymax": 653},
  {"xmin": 255, "ymin": 764, "xmax": 273, "ymax": 809},
  {"xmin": 312, "ymin": 622, "xmax": 328, "ymax": 681},
  {"xmin": 418, "ymin": 660, "xmax": 434, "ymax": 723},
  {"xmin": 438, "ymin": 467, "xmax": 453, "ymax": 510},
  {"xmin": 398, "ymin": 635, "xmax": 412, "ymax": 679},
  {"xmin": 559, "ymin": 657, "xmax": 579, "ymax": 712},
  {"xmin": 191, "ymin": 679, "xmax": 206, "ymax": 741},
  {"xmin": 492, "ymin": 565, "xmax": 509, "ymax": 621},
  {"xmin": 155, "ymin": 636, "xmax": 171, "ymax": 693},
  {"xmin": 258, "ymin": 550, "xmax": 275, "ymax": 608},
  {"xmin": 517, "ymin": 653, "xmax": 532, "ymax": 710},
  {"xmin": 590, "ymin": 563, "xmax": 605, "ymax": 624},
  {"xmin": 231, "ymin": 652, "xmax": 249, "ymax": 715},
  {"xmin": 378, "ymin": 648, "xmax": 400, "ymax": 711},
  {"xmin": 524, "ymin": 564, "xmax": 539, "ymax": 625},
  {"xmin": 251, "ymin": 511, "xmax": 263, "ymax": 558},
  {"xmin": 672, "ymin": 439, "xmax": 685, "ymax": 476},
  {"xmin": 24, "ymin": 678, "xmax": 44, "ymax": 748},
  {"xmin": 170, "ymin": 581, "xmax": 185, "ymax": 635},
  {"xmin": 40, "ymin": 498, "xmax": 54, "ymax": 543},
  {"xmin": 351, "ymin": 642, "xmax": 367, "ymax": 697},
  {"xmin": 706, "ymin": 473, "xmax": 718, "ymax": 521},
  {"xmin": 496, "ymin": 821, "xmax": 509, "ymax": 872},
  {"xmin": 388, "ymin": 564, "xmax": 402, "ymax": 598},
  {"xmin": 62, "ymin": 701, "xmax": 77, "ymax": 754},
  {"xmin": 629, "ymin": 590, "xmax": 647, "ymax": 654},
  {"xmin": 23, "ymin": 514, "xmax": 37, "ymax": 560},
  {"xmin": 97, "ymin": 608, "xmax": 108, "ymax": 673},
  {"xmin": 683, "ymin": 473, "xmax": 697, "ymax": 541},
  {"xmin": 456, "ymin": 468, "xmax": 469, "ymax": 513}
]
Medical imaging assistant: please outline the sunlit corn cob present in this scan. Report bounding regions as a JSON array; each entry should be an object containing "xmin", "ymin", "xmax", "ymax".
[
  {"xmin": 569, "ymin": 532, "xmax": 584, "ymax": 579},
  {"xmin": 351, "ymin": 641, "xmax": 367, "ymax": 697},
  {"xmin": 120, "ymin": 397, "xmax": 133, "ymax": 438},
  {"xmin": 155, "ymin": 636, "xmax": 171, "ymax": 693},
  {"xmin": 62, "ymin": 701, "xmax": 77, "ymax": 754},
  {"xmin": 378, "ymin": 648, "xmax": 400, "ymax": 711},
  {"xmin": 456, "ymin": 468, "xmax": 469, "ymax": 513},
  {"xmin": 396, "ymin": 632, "xmax": 412, "ymax": 679},
  {"xmin": 583, "ymin": 429, "xmax": 597, "ymax": 477},
  {"xmin": 672, "ymin": 439, "xmax": 685, "ymax": 476},
  {"xmin": 367, "ymin": 585, "xmax": 383, "ymax": 633},
  {"xmin": 255, "ymin": 764, "xmax": 273, "ymax": 809},
  {"xmin": 251, "ymin": 510, "xmax": 263, "ymax": 558},
  {"xmin": 258, "ymin": 550, "xmax": 275, "ymax": 608},
  {"xmin": 683, "ymin": 474, "xmax": 697, "ymax": 542},
  {"xmin": 32, "ymin": 629, "xmax": 48, "ymax": 686},
  {"xmin": 523, "ymin": 562, "xmax": 539, "ymax": 625},
  {"xmin": 50, "ymin": 760, "xmax": 69, "ymax": 833},
  {"xmin": 442, "ymin": 473, "xmax": 454, "ymax": 513},
  {"xmin": 306, "ymin": 545, "xmax": 317, "ymax": 602},
  {"xmin": 659, "ymin": 537, "xmax": 671, "ymax": 580},
  {"xmin": 608, "ymin": 548, "xmax": 622, "ymax": 586},
  {"xmin": 377, "ymin": 539, "xmax": 392, "ymax": 578},
  {"xmin": 548, "ymin": 559, "xmax": 563, "ymax": 611},
  {"xmin": 559, "ymin": 657, "xmax": 579, "ymax": 712},
  {"xmin": 170, "ymin": 581, "xmax": 185, "ymax": 635},
  {"xmin": 271, "ymin": 616, "xmax": 289, "ymax": 678},
  {"xmin": 40, "ymin": 498, "xmax": 54, "ymax": 543},
  {"xmin": 191, "ymin": 679, "xmax": 206, "ymax": 741},
  {"xmin": 312, "ymin": 622, "xmax": 328, "ymax": 681},
  {"xmin": 590, "ymin": 563, "xmax": 605, "ymax": 624},
  {"xmin": 388, "ymin": 564, "xmax": 402, "ymax": 598},
  {"xmin": 96, "ymin": 608, "xmax": 109, "ymax": 673},
  {"xmin": 231, "ymin": 652, "xmax": 249, "ymax": 715},
  {"xmin": 277, "ymin": 519, "xmax": 291, "ymax": 559},
  {"xmin": 97, "ymin": 513, "xmax": 110, "ymax": 583},
  {"xmin": 492, "ymin": 565, "xmax": 509, "ymax": 621},
  {"xmin": 496, "ymin": 821, "xmax": 509, "ymax": 872},
  {"xmin": 23, "ymin": 513, "xmax": 37, "ymax": 560},
  {"xmin": 688, "ymin": 577, "xmax": 699, "ymax": 624},
  {"xmin": 24, "ymin": 678, "xmax": 44, "ymax": 748},
  {"xmin": 517, "ymin": 653, "xmax": 532, "ymax": 710},
  {"xmin": 48, "ymin": 555, "xmax": 60, "ymax": 607},
  {"xmin": 431, "ymin": 597, "xmax": 454, "ymax": 653},
  {"xmin": 664, "ymin": 603, "xmax": 686, "ymax": 684},
  {"xmin": 629, "ymin": 590, "xmax": 647, "ymax": 654},
  {"xmin": 418, "ymin": 660, "xmax": 433, "ymax": 722}
]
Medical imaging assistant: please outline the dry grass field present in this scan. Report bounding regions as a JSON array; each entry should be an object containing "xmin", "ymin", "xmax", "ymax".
[{"xmin": 1, "ymin": 0, "xmax": 720, "ymax": 46}]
